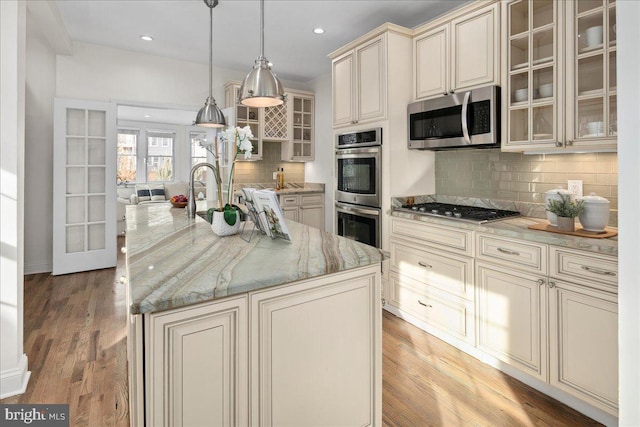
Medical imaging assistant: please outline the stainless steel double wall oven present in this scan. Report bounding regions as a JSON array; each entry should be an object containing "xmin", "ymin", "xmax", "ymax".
[{"xmin": 335, "ymin": 128, "xmax": 382, "ymax": 248}]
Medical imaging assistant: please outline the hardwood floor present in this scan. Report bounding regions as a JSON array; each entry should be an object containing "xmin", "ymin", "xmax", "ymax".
[{"xmin": 2, "ymin": 242, "xmax": 601, "ymax": 426}]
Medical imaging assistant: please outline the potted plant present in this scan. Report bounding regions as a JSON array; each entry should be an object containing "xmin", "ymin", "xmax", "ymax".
[
  {"xmin": 199, "ymin": 126, "xmax": 253, "ymax": 236},
  {"xmin": 546, "ymin": 193, "xmax": 585, "ymax": 232}
]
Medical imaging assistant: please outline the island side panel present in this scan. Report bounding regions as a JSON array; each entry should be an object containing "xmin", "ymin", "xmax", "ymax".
[{"xmin": 249, "ymin": 265, "xmax": 382, "ymax": 427}]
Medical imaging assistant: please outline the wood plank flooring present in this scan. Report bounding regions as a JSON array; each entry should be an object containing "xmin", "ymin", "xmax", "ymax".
[{"xmin": 2, "ymin": 239, "xmax": 601, "ymax": 426}]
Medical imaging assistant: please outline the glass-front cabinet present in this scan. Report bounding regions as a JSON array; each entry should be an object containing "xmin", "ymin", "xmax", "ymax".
[
  {"xmin": 503, "ymin": 0, "xmax": 617, "ymax": 152},
  {"xmin": 224, "ymin": 82, "xmax": 263, "ymax": 160},
  {"xmin": 283, "ymin": 94, "xmax": 314, "ymax": 161}
]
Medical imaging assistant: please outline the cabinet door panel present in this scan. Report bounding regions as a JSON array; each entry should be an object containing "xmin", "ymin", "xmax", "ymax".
[
  {"xmin": 452, "ymin": 3, "xmax": 499, "ymax": 91},
  {"xmin": 356, "ymin": 35, "xmax": 386, "ymax": 122},
  {"xmin": 549, "ymin": 280, "xmax": 618, "ymax": 414},
  {"xmin": 476, "ymin": 263, "xmax": 547, "ymax": 379},
  {"xmin": 299, "ymin": 205, "xmax": 324, "ymax": 230},
  {"xmin": 414, "ymin": 26, "xmax": 449, "ymax": 100},
  {"xmin": 332, "ymin": 52, "xmax": 355, "ymax": 127},
  {"xmin": 251, "ymin": 269, "xmax": 380, "ymax": 427},
  {"xmin": 147, "ymin": 297, "xmax": 248, "ymax": 427}
]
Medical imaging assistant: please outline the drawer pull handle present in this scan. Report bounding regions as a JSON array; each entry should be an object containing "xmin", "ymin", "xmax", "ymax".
[
  {"xmin": 497, "ymin": 247, "xmax": 520, "ymax": 256},
  {"xmin": 581, "ymin": 265, "xmax": 616, "ymax": 276},
  {"xmin": 418, "ymin": 261, "xmax": 433, "ymax": 269},
  {"xmin": 418, "ymin": 300, "xmax": 433, "ymax": 308}
]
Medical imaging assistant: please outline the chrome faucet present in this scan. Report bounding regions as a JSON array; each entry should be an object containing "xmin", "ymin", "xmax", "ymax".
[{"xmin": 188, "ymin": 162, "xmax": 216, "ymax": 219}]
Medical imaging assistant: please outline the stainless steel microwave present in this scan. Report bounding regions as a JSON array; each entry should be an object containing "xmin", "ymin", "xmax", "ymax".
[{"xmin": 408, "ymin": 85, "xmax": 500, "ymax": 150}]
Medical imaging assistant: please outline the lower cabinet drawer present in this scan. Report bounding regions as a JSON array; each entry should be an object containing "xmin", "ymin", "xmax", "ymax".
[
  {"xmin": 390, "ymin": 238, "xmax": 473, "ymax": 300},
  {"xmin": 550, "ymin": 246, "xmax": 618, "ymax": 292},
  {"xmin": 389, "ymin": 273, "xmax": 474, "ymax": 345}
]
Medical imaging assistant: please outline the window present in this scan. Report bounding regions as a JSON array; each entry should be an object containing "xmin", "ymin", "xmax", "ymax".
[
  {"xmin": 190, "ymin": 131, "xmax": 208, "ymax": 182},
  {"xmin": 147, "ymin": 131, "xmax": 174, "ymax": 182},
  {"xmin": 117, "ymin": 130, "xmax": 138, "ymax": 183}
]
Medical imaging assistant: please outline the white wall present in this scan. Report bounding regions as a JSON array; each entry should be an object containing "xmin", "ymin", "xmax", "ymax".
[
  {"xmin": 0, "ymin": 0, "xmax": 30, "ymax": 399},
  {"xmin": 23, "ymin": 18, "xmax": 58, "ymax": 274},
  {"xmin": 305, "ymin": 72, "xmax": 333, "ymax": 231},
  {"xmin": 617, "ymin": 1, "xmax": 640, "ymax": 424},
  {"xmin": 23, "ymin": 39, "xmax": 311, "ymax": 273}
]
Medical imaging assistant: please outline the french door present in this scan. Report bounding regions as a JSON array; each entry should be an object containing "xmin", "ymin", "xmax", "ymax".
[{"xmin": 53, "ymin": 98, "xmax": 117, "ymax": 275}]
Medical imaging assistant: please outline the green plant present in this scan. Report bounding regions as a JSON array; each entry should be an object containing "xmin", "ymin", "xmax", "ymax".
[{"xmin": 547, "ymin": 193, "xmax": 585, "ymax": 218}]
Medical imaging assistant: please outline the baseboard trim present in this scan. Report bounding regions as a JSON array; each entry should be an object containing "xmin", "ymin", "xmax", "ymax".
[
  {"xmin": 0, "ymin": 354, "xmax": 30, "ymax": 399},
  {"xmin": 24, "ymin": 262, "xmax": 52, "ymax": 275}
]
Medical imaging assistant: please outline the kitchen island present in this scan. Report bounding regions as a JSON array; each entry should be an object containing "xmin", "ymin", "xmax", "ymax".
[{"xmin": 125, "ymin": 202, "xmax": 383, "ymax": 427}]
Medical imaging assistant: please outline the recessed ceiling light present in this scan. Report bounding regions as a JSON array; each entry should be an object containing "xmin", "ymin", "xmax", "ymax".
[
  {"xmin": 313, "ymin": 28, "xmax": 325, "ymax": 34},
  {"xmin": 140, "ymin": 35, "xmax": 154, "ymax": 41}
]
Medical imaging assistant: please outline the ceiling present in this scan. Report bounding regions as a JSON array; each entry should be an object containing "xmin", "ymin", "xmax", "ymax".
[{"xmin": 54, "ymin": 0, "xmax": 470, "ymax": 83}]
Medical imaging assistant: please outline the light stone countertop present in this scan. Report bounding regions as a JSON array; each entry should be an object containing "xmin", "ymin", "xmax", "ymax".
[
  {"xmin": 126, "ymin": 201, "xmax": 381, "ymax": 314},
  {"xmin": 390, "ymin": 210, "xmax": 618, "ymax": 257},
  {"xmin": 235, "ymin": 182, "xmax": 325, "ymax": 195}
]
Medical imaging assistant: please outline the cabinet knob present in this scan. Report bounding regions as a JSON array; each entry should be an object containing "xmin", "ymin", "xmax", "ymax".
[
  {"xmin": 555, "ymin": 141, "xmax": 563, "ymax": 147},
  {"xmin": 449, "ymin": 90, "xmax": 454, "ymax": 94},
  {"xmin": 443, "ymin": 92, "xmax": 448, "ymax": 96},
  {"xmin": 536, "ymin": 278, "xmax": 546, "ymax": 286},
  {"xmin": 548, "ymin": 281, "xmax": 556, "ymax": 288},
  {"xmin": 566, "ymin": 140, "xmax": 573, "ymax": 146},
  {"xmin": 120, "ymin": 246, "xmax": 127, "ymax": 254},
  {"xmin": 119, "ymin": 276, "xmax": 127, "ymax": 285}
]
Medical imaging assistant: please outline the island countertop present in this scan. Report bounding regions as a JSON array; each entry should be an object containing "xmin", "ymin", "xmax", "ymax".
[{"xmin": 126, "ymin": 202, "xmax": 382, "ymax": 314}]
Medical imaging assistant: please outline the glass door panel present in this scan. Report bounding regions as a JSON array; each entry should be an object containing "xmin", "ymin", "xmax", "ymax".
[
  {"xmin": 66, "ymin": 109, "xmax": 85, "ymax": 135},
  {"xmin": 509, "ymin": 109, "xmax": 528, "ymax": 142},
  {"xmin": 533, "ymin": 67, "xmax": 554, "ymax": 101},
  {"xmin": 609, "ymin": 51, "xmax": 617, "ymax": 91},
  {"xmin": 532, "ymin": 28, "xmax": 553, "ymax": 64},
  {"xmin": 577, "ymin": 98, "xmax": 605, "ymax": 137},
  {"xmin": 66, "ymin": 138, "xmax": 85, "ymax": 165},
  {"xmin": 510, "ymin": 36, "xmax": 529, "ymax": 70},
  {"xmin": 577, "ymin": 11, "xmax": 604, "ymax": 53},
  {"xmin": 577, "ymin": 1, "xmax": 604, "ymax": 15},
  {"xmin": 510, "ymin": 1, "xmax": 529, "ymax": 36},
  {"xmin": 88, "ymin": 138, "xmax": 106, "ymax": 165},
  {"xmin": 66, "ymin": 197, "xmax": 85, "ymax": 224},
  {"xmin": 608, "ymin": 6, "xmax": 616, "ymax": 46},
  {"xmin": 510, "ymin": 72, "xmax": 528, "ymax": 104},
  {"xmin": 609, "ymin": 95, "xmax": 617, "ymax": 136},
  {"xmin": 532, "ymin": 105, "xmax": 553, "ymax": 140},
  {"xmin": 532, "ymin": 0, "xmax": 553, "ymax": 29},
  {"xmin": 577, "ymin": 55, "xmax": 604, "ymax": 95}
]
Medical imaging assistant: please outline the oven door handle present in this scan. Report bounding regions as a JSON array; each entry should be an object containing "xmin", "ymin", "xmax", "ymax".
[
  {"xmin": 335, "ymin": 204, "xmax": 380, "ymax": 217},
  {"xmin": 461, "ymin": 90, "xmax": 471, "ymax": 144}
]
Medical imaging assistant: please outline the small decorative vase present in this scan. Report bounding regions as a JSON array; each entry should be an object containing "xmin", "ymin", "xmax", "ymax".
[
  {"xmin": 556, "ymin": 216, "xmax": 575, "ymax": 232},
  {"xmin": 210, "ymin": 209, "xmax": 240, "ymax": 236}
]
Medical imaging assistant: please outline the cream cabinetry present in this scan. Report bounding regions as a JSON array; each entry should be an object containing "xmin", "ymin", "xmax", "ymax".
[
  {"xmin": 225, "ymin": 82, "xmax": 263, "ymax": 160},
  {"xmin": 502, "ymin": 0, "xmax": 617, "ymax": 152},
  {"xmin": 413, "ymin": 2, "xmax": 500, "ymax": 101},
  {"xmin": 331, "ymin": 34, "xmax": 387, "ymax": 127},
  {"xmin": 225, "ymin": 82, "xmax": 315, "ymax": 162},
  {"xmin": 548, "ymin": 246, "xmax": 618, "ymax": 415},
  {"xmin": 388, "ymin": 217, "xmax": 475, "ymax": 344},
  {"xmin": 146, "ymin": 296, "xmax": 249, "ymax": 427},
  {"xmin": 279, "ymin": 192, "xmax": 324, "ymax": 230},
  {"xmin": 281, "ymin": 92, "xmax": 314, "ymax": 161},
  {"xmin": 139, "ymin": 265, "xmax": 381, "ymax": 426},
  {"xmin": 249, "ymin": 267, "xmax": 381, "ymax": 427}
]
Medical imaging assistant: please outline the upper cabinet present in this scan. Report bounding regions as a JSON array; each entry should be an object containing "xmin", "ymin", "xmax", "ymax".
[
  {"xmin": 225, "ymin": 82, "xmax": 315, "ymax": 162},
  {"xmin": 281, "ymin": 92, "xmax": 314, "ymax": 161},
  {"xmin": 414, "ymin": 2, "xmax": 500, "ymax": 101},
  {"xmin": 502, "ymin": 0, "xmax": 617, "ymax": 152},
  {"xmin": 331, "ymin": 34, "xmax": 387, "ymax": 127},
  {"xmin": 225, "ymin": 82, "xmax": 263, "ymax": 160}
]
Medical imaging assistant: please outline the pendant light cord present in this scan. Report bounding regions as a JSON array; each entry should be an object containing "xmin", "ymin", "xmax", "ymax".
[
  {"xmin": 260, "ymin": 0, "xmax": 264, "ymax": 60},
  {"xmin": 208, "ymin": 2, "xmax": 213, "ymax": 98}
]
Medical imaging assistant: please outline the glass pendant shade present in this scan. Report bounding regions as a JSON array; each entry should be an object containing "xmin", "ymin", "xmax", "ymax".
[
  {"xmin": 195, "ymin": 0, "xmax": 226, "ymax": 128},
  {"xmin": 239, "ymin": 0, "xmax": 285, "ymax": 107}
]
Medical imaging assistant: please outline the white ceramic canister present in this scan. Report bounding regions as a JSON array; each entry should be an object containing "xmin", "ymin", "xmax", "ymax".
[
  {"xmin": 544, "ymin": 187, "xmax": 574, "ymax": 227},
  {"xmin": 578, "ymin": 192, "xmax": 610, "ymax": 232}
]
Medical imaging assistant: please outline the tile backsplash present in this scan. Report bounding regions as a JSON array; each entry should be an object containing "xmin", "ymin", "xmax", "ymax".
[
  {"xmin": 233, "ymin": 141, "xmax": 305, "ymax": 185},
  {"xmin": 435, "ymin": 149, "xmax": 618, "ymax": 224}
]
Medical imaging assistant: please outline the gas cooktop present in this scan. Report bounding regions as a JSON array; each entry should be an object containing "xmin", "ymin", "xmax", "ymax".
[{"xmin": 397, "ymin": 202, "xmax": 520, "ymax": 224}]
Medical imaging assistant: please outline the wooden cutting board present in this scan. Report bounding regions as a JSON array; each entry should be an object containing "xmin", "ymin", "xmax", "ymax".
[{"xmin": 527, "ymin": 222, "xmax": 617, "ymax": 238}]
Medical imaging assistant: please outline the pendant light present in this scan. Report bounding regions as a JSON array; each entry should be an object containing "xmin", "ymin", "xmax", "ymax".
[
  {"xmin": 238, "ymin": 0, "xmax": 285, "ymax": 107},
  {"xmin": 195, "ymin": 0, "xmax": 226, "ymax": 128}
]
